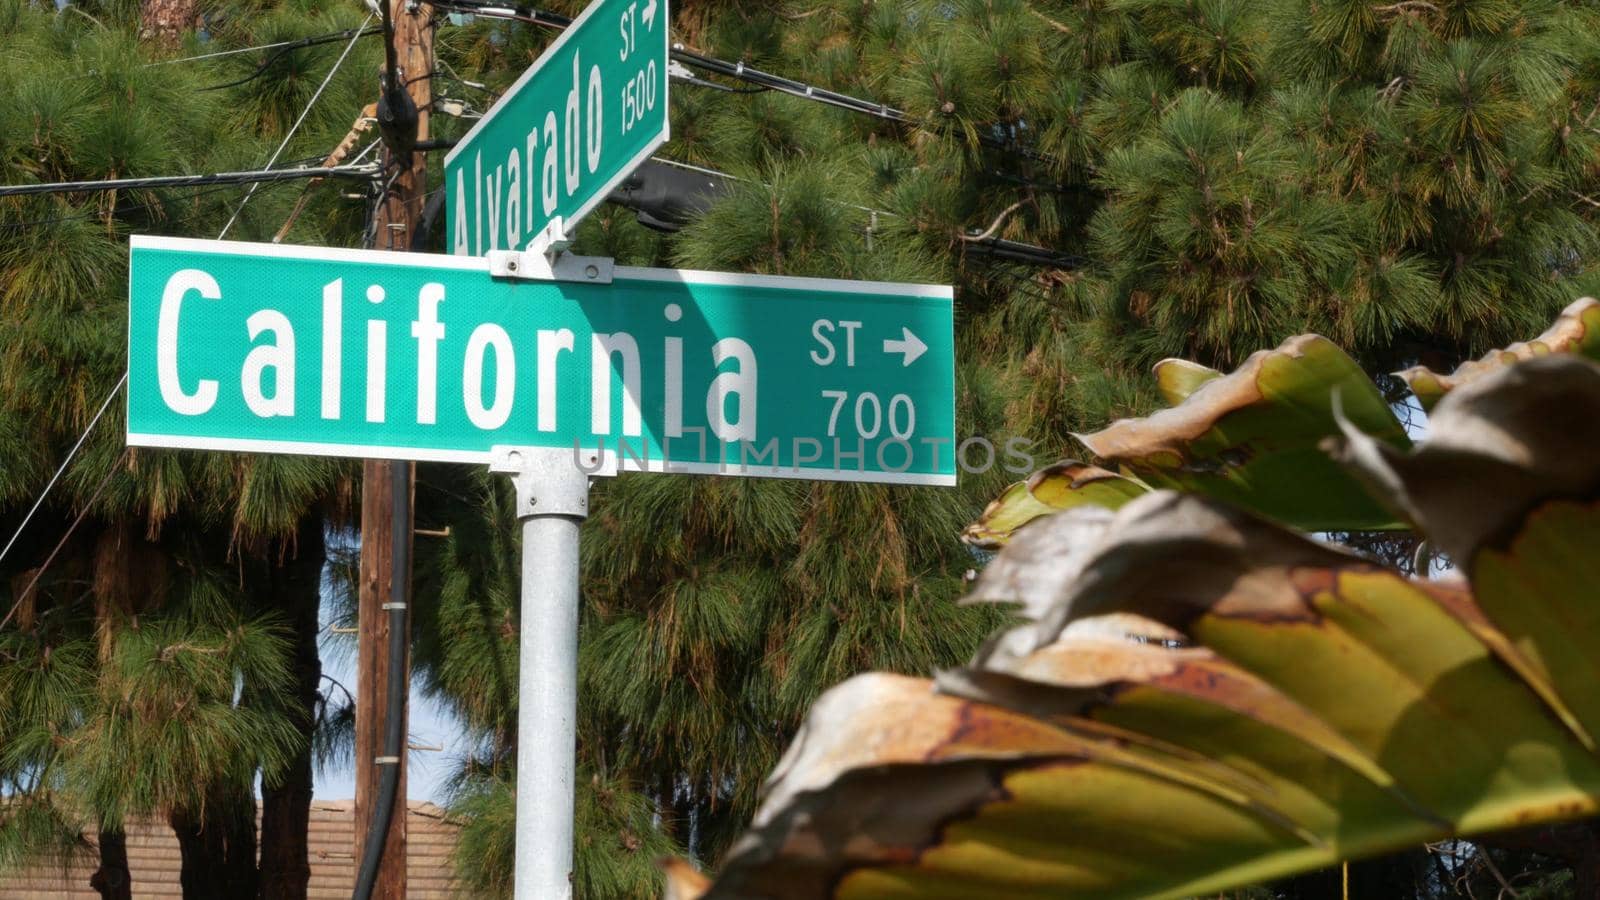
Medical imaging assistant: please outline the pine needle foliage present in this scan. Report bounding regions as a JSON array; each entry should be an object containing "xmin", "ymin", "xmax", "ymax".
[
  {"xmin": 449, "ymin": 767, "xmax": 682, "ymax": 900},
  {"xmin": 5, "ymin": 0, "xmax": 1600, "ymax": 895},
  {"xmin": 0, "ymin": 0, "xmax": 368, "ymax": 538},
  {"xmin": 0, "ymin": 535, "xmax": 299, "ymax": 858},
  {"xmin": 0, "ymin": 0, "xmax": 372, "ymax": 890},
  {"xmin": 416, "ymin": 1, "xmax": 1600, "ymax": 893}
]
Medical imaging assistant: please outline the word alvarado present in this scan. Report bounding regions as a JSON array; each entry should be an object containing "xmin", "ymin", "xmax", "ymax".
[{"xmin": 448, "ymin": 15, "xmax": 661, "ymax": 255}]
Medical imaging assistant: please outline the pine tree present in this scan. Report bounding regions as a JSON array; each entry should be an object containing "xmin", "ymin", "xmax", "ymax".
[
  {"xmin": 0, "ymin": 0, "xmax": 374, "ymax": 895},
  {"xmin": 8, "ymin": 0, "xmax": 1600, "ymax": 897},
  {"xmin": 418, "ymin": 0, "xmax": 1600, "ymax": 895}
]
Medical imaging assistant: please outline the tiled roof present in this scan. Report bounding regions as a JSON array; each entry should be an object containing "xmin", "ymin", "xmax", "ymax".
[{"xmin": 0, "ymin": 800, "xmax": 460, "ymax": 899}]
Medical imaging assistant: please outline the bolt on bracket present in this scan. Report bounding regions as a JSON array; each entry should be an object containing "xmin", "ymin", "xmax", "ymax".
[
  {"xmin": 487, "ymin": 216, "xmax": 614, "ymax": 284},
  {"xmin": 489, "ymin": 445, "xmax": 615, "ymax": 520}
]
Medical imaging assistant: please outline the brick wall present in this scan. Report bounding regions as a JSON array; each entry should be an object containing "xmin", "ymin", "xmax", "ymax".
[{"xmin": 0, "ymin": 800, "xmax": 459, "ymax": 899}]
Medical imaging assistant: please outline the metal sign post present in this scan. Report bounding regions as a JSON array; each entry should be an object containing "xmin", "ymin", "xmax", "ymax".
[{"xmin": 489, "ymin": 446, "xmax": 613, "ymax": 899}]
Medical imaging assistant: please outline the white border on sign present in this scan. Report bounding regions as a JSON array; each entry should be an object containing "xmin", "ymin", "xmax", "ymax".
[
  {"xmin": 126, "ymin": 234, "xmax": 957, "ymax": 487},
  {"xmin": 442, "ymin": 0, "xmax": 672, "ymax": 248},
  {"xmin": 127, "ymin": 234, "xmax": 956, "ymax": 299},
  {"xmin": 124, "ymin": 433, "xmax": 958, "ymax": 486},
  {"xmin": 127, "ymin": 432, "xmax": 492, "ymax": 464}
]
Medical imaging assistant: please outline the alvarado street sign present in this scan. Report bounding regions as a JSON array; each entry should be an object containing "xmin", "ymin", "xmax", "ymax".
[
  {"xmin": 126, "ymin": 235, "xmax": 956, "ymax": 485},
  {"xmin": 444, "ymin": 0, "xmax": 670, "ymax": 256}
]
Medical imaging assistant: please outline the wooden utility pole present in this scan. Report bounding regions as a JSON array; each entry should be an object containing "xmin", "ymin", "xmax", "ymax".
[{"xmin": 355, "ymin": 0, "xmax": 431, "ymax": 897}]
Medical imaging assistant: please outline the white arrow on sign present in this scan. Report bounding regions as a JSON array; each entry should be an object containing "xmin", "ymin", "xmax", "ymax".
[
  {"xmin": 641, "ymin": 0, "xmax": 658, "ymax": 29},
  {"xmin": 883, "ymin": 327, "xmax": 928, "ymax": 367}
]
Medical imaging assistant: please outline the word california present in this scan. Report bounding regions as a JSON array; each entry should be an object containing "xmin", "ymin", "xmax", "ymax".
[{"xmin": 151, "ymin": 270, "xmax": 758, "ymax": 441}]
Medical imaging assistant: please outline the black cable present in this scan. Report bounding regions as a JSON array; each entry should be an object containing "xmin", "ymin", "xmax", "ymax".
[
  {"xmin": 964, "ymin": 237, "xmax": 1084, "ymax": 269},
  {"xmin": 0, "ymin": 180, "xmax": 295, "ymax": 231},
  {"xmin": 673, "ymin": 71, "xmax": 769, "ymax": 94},
  {"xmin": 666, "ymin": 45, "xmax": 908, "ymax": 123},
  {"xmin": 379, "ymin": 0, "xmax": 401, "ymax": 96},
  {"xmin": 412, "ymin": 189, "xmax": 446, "ymax": 250},
  {"xmin": 436, "ymin": 0, "xmax": 892, "ymax": 123},
  {"xmin": 351, "ymin": 462, "xmax": 412, "ymax": 900},
  {"xmin": 0, "ymin": 165, "xmax": 379, "ymax": 199},
  {"xmin": 375, "ymin": 0, "xmax": 419, "ymax": 164},
  {"xmin": 610, "ymin": 157, "xmax": 1082, "ymax": 268},
  {"xmin": 197, "ymin": 26, "xmax": 383, "ymax": 91},
  {"xmin": 668, "ymin": 46, "xmax": 1056, "ymax": 164},
  {"xmin": 148, "ymin": 26, "xmax": 383, "ymax": 67},
  {"xmin": 434, "ymin": 0, "xmax": 1056, "ymax": 164},
  {"xmin": 358, "ymin": 165, "xmax": 401, "ymax": 249},
  {"xmin": 429, "ymin": 0, "xmax": 1078, "ymax": 267},
  {"xmin": 355, "ymin": 9, "xmax": 414, "ymax": 881},
  {"xmin": 431, "ymin": 0, "xmax": 570, "ymax": 29}
]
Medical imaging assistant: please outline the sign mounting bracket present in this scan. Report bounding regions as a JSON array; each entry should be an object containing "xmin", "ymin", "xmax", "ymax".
[{"xmin": 487, "ymin": 217, "xmax": 614, "ymax": 284}]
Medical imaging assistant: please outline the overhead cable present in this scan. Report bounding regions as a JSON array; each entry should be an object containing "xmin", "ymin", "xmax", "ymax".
[
  {"xmin": 147, "ymin": 25, "xmax": 381, "ymax": 67},
  {"xmin": 0, "ymin": 447, "xmax": 131, "ymax": 634},
  {"xmin": 356, "ymin": 6, "xmax": 413, "ymax": 898},
  {"xmin": 0, "ymin": 164, "xmax": 378, "ymax": 199},
  {"xmin": 0, "ymin": 374, "xmax": 126, "ymax": 573},
  {"xmin": 0, "ymin": 179, "xmax": 297, "ymax": 230},
  {"xmin": 614, "ymin": 158, "xmax": 1081, "ymax": 268},
  {"xmin": 219, "ymin": 14, "xmax": 376, "ymax": 237},
  {"xmin": 396, "ymin": 138, "xmax": 1078, "ymax": 268},
  {"xmin": 2, "ymin": 28, "xmax": 376, "ymax": 623},
  {"xmin": 434, "ymin": 0, "xmax": 894, "ymax": 116},
  {"xmin": 667, "ymin": 44, "xmax": 906, "ymax": 123},
  {"xmin": 433, "ymin": 1, "xmax": 571, "ymax": 29},
  {"xmin": 963, "ymin": 236, "xmax": 1084, "ymax": 269},
  {"xmin": 196, "ymin": 26, "xmax": 385, "ymax": 90},
  {"xmin": 433, "ymin": 0, "xmax": 1053, "ymax": 162}
]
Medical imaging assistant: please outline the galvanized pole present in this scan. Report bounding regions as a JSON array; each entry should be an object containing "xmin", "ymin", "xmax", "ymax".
[{"xmin": 490, "ymin": 446, "xmax": 609, "ymax": 900}]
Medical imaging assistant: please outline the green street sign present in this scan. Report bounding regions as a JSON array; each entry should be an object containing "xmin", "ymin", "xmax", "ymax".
[
  {"xmin": 445, "ymin": 0, "xmax": 670, "ymax": 256},
  {"xmin": 127, "ymin": 236, "xmax": 956, "ymax": 485}
]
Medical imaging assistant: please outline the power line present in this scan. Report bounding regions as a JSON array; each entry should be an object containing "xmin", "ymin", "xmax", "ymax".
[
  {"xmin": 433, "ymin": 0, "xmax": 1055, "ymax": 163},
  {"xmin": 198, "ymin": 26, "xmax": 385, "ymax": 92},
  {"xmin": 0, "ymin": 181, "xmax": 352, "ymax": 628},
  {"xmin": 145, "ymin": 26, "xmax": 381, "ymax": 67},
  {"xmin": 427, "ymin": 8, "xmax": 1071, "ymax": 197},
  {"xmin": 65, "ymin": 26, "xmax": 382, "ymax": 84},
  {"xmin": 615, "ymin": 157, "xmax": 1082, "ymax": 268},
  {"xmin": 221, "ymin": 14, "xmax": 376, "ymax": 237},
  {"xmin": 379, "ymin": 0, "xmax": 401, "ymax": 94},
  {"xmin": 431, "ymin": 1, "xmax": 570, "ymax": 29},
  {"xmin": 667, "ymin": 45, "xmax": 905, "ymax": 123},
  {"xmin": 964, "ymin": 236, "xmax": 1084, "ymax": 269},
  {"xmin": 402, "ymin": 134, "xmax": 1078, "ymax": 267},
  {"xmin": 0, "ymin": 448, "xmax": 130, "ymax": 634},
  {"xmin": 2, "ymin": 27, "xmax": 378, "ymax": 625},
  {"xmin": 433, "ymin": 0, "xmax": 894, "ymax": 116},
  {"xmin": 0, "ymin": 375, "xmax": 126, "ymax": 573},
  {"xmin": 669, "ymin": 45, "xmax": 1056, "ymax": 164},
  {"xmin": 0, "ymin": 179, "xmax": 296, "ymax": 231},
  {"xmin": 666, "ymin": 61, "xmax": 769, "ymax": 94},
  {"xmin": 647, "ymin": 155, "xmax": 742, "ymax": 181},
  {"xmin": 0, "ymin": 164, "xmax": 377, "ymax": 200}
]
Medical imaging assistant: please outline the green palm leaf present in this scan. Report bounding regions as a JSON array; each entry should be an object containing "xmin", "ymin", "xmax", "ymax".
[{"xmin": 673, "ymin": 332, "xmax": 1600, "ymax": 899}]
